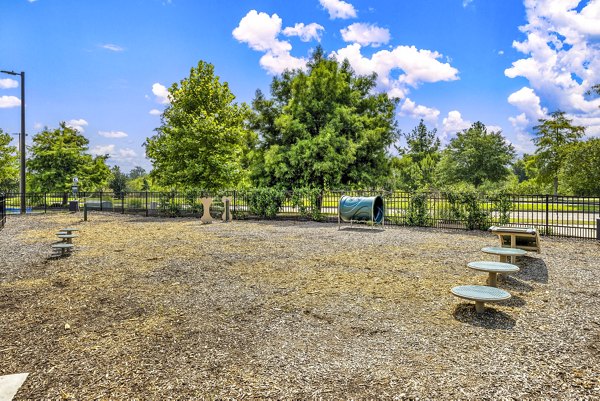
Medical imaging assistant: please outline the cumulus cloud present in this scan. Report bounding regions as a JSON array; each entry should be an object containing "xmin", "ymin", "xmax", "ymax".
[
  {"xmin": 505, "ymin": 0, "xmax": 600, "ymax": 135},
  {"xmin": 319, "ymin": 0, "xmax": 357, "ymax": 19},
  {"xmin": 332, "ymin": 43, "xmax": 459, "ymax": 98},
  {"xmin": 66, "ymin": 119, "xmax": 88, "ymax": 132},
  {"xmin": 0, "ymin": 96, "xmax": 20, "ymax": 108},
  {"xmin": 90, "ymin": 145, "xmax": 138, "ymax": 161},
  {"xmin": 0, "ymin": 78, "xmax": 18, "ymax": 89},
  {"xmin": 340, "ymin": 23, "xmax": 390, "ymax": 47},
  {"xmin": 442, "ymin": 110, "xmax": 471, "ymax": 134},
  {"xmin": 149, "ymin": 109, "xmax": 162, "ymax": 116},
  {"xmin": 233, "ymin": 10, "xmax": 307, "ymax": 75},
  {"xmin": 399, "ymin": 98, "xmax": 440, "ymax": 122},
  {"xmin": 507, "ymin": 86, "xmax": 547, "ymax": 121},
  {"xmin": 98, "ymin": 130, "xmax": 128, "ymax": 139},
  {"xmin": 152, "ymin": 83, "xmax": 171, "ymax": 105},
  {"xmin": 90, "ymin": 144, "xmax": 115, "ymax": 156},
  {"xmin": 463, "ymin": 0, "xmax": 474, "ymax": 7},
  {"xmin": 509, "ymin": 112, "xmax": 530, "ymax": 130},
  {"xmin": 101, "ymin": 44, "xmax": 125, "ymax": 52},
  {"xmin": 283, "ymin": 23, "xmax": 325, "ymax": 42}
]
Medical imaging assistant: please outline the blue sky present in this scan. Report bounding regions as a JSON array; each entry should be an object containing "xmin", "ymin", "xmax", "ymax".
[{"xmin": 1, "ymin": 0, "xmax": 599, "ymax": 172}]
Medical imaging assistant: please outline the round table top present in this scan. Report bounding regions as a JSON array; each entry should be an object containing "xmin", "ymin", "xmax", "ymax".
[
  {"xmin": 60, "ymin": 228, "xmax": 80, "ymax": 232},
  {"xmin": 451, "ymin": 285, "xmax": 511, "ymax": 301},
  {"xmin": 57, "ymin": 234, "xmax": 78, "ymax": 238},
  {"xmin": 52, "ymin": 243, "xmax": 74, "ymax": 248},
  {"xmin": 467, "ymin": 261, "xmax": 520, "ymax": 273},
  {"xmin": 481, "ymin": 246, "xmax": 527, "ymax": 256}
]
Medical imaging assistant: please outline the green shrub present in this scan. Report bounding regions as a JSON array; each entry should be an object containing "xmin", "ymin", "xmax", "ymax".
[
  {"xmin": 290, "ymin": 187, "xmax": 323, "ymax": 221},
  {"xmin": 406, "ymin": 191, "xmax": 429, "ymax": 226},
  {"xmin": 246, "ymin": 188, "xmax": 285, "ymax": 219}
]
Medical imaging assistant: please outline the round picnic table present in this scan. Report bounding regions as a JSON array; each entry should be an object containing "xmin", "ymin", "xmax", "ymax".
[
  {"xmin": 451, "ymin": 285, "xmax": 511, "ymax": 313},
  {"xmin": 467, "ymin": 261, "xmax": 519, "ymax": 287},
  {"xmin": 481, "ymin": 246, "xmax": 526, "ymax": 264}
]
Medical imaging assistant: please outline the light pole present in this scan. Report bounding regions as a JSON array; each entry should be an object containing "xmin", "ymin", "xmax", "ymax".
[{"xmin": 1, "ymin": 70, "xmax": 26, "ymax": 214}]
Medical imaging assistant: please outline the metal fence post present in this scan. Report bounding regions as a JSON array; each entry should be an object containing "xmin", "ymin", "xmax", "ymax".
[
  {"xmin": 100, "ymin": 191, "xmax": 103, "ymax": 211},
  {"xmin": 545, "ymin": 194, "xmax": 549, "ymax": 235},
  {"xmin": 44, "ymin": 193, "xmax": 47, "ymax": 214},
  {"xmin": 146, "ymin": 191, "xmax": 149, "ymax": 217},
  {"xmin": 122, "ymin": 192, "xmax": 125, "ymax": 214},
  {"xmin": 597, "ymin": 218, "xmax": 600, "ymax": 241}
]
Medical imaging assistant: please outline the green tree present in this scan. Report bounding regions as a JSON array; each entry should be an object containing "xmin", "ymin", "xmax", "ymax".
[
  {"xmin": 145, "ymin": 60, "xmax": 255, "ymax": 190},
  {"xmin": 128, "ymin": 166, "xmax": 147, "ymax": 180},
  {"xmin": 560, "ymin": 138, "xmax": 600, "ymax": 196},
  {"xmin": 0, "ymin": 129, "xmax": 19, "ymax": 192},
  {"xmin": 250, "ymin": 48, "xmax": 399, "ymax": 190},
  {"xmin": 392, "ymin": 120, "xmax": 441, "ymax": 190},
  {"xmin": 109, "ymin": 165, "xmax": 128, "ymax": 198},
  {"xmin": 27, "ymin": 122, "xmax": 111, "ymax": 194},
  {"xmin": 436, "ymin": 122, "xmax": 515, "ymax": 187},
  {"xmin": 532, "ymin": 111, "xmax": 585, "ymax": 196}
]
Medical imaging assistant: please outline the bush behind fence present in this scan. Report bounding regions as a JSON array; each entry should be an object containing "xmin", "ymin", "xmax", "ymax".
[{"xmin": 2, "ymin": 190, "xmax": 599, "ymax": 239}]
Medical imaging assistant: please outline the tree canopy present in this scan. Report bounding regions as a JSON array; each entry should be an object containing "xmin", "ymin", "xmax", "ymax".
[
  {"xmin": 560, "ymin": 138, "xmax": 600, "ymax": 196},
  {"xmin": 0, "ymin": 128, "xmax": 19, "ymax": 192},
  {"xmin": 436, "ymin": 122, "xmax": 515, "ymax": 188},
  {"xmin": 27, "ymin": 122, "xmax": 111, "ymax": 192},
  {"xmin": 532, "ymin": 111, "xmax": 585, "ymax": 196},
  {"xmin": 249, "ymin": 48, "xmax": 399, "ymax": 190},
  {"xmin": 145, "ymin": 60, "xmax": 255, "ymax": 190}
]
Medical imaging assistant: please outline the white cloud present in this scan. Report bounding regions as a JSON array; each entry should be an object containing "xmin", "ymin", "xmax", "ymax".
[
  {"xmin": 332, "ymin": 43, "xmax": 459, "ymax": 98},
  {"xmin": 90, "ymin": 144, "xmax": 115, "ymax": 156},
  {"xmin": 90, "ymin": 145, "xmax": 137, "ymax": 161},
  {"xmin": 34, "ymin": 122, "xmax": 43, "ymax": 130},
  {"xmin": 442, "ymin": 110, "xmax": 471, "ymax": 134},
  {"xmin": 0, "ymin": 96, "xmax": 20, "ymax": 108},
  {"xmin": 152, "ymin": 83, "xmax": 171, "ymax": 105},
  {"xmin": 509, "ymin": 113, "xmax": 530, "ymax": 130},
  {"xmin": 340, "ymin": 23, "xmax": 390, "ymax": 47},
  {"xmin": 233, "ymin": 10, "xmax": 307, "ymax": 75},
  {"xmin": 399, "ymin": 98, "xmax": 440, "ymax": 122},
  {"xmin": 232, "ymin": 10, "xmax": 291, "ymax": 54},
  {"xmin": 283, "ymin": 23, "xmax": 325, "ymax": 42},
  {"xmin": 0, "ymin": 78, "xmax": 18, "ymax": 89},
  {"xmin": 463, "ymin": 0, "xmax": 474, "ymax": 7},
  {"xmin": 66, "ymin": 119, "xmax": 88, "ymax": 132},
  {"xmin": 498, "ymin": 50, "xmax": 504, "ymax": 56},
  {"xmin": 319, "ymin": 0, "xmax": 357, "ymax": 19},
  {"xmin": 101, "ymin": 44, "xmax": 125, "ymax": 52},
  {"xmin": 118, "ymin": 148, "xmax": 137, "ymax": 159},
  {"xmin": 507, "ymin": 86, "xmax": 547, "ymax": 121},
  {"xmin": 505, "ymin": 0, "xmax": 600, "ymax": 136},
  {"xmin": 98, "ymin": 130, "xmax": 128, "ymax": 139},
  {"xmin": 149, "ymin": 109, "xmax": 162, "ymax": 116}
]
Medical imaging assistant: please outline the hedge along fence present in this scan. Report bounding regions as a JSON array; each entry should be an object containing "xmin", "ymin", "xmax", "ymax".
[{"xmin": 2, "ymin": 190, "xmax": 599, "ymax": 239}]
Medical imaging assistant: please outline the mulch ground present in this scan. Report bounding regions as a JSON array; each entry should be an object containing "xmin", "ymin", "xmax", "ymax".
[{"xmin": 0, "ymin": 212, "xmax": 599, "ymax": 400}]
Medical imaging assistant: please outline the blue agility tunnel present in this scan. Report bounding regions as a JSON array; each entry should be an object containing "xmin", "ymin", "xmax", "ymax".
[{"xmin": 338, "ymin": 195, "xmax": 385, "ymax": 229}]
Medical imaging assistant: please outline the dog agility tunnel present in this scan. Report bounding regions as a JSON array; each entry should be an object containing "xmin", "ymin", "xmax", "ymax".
[{"xmin": 338, "ymin": 195, "xmax": 385, "ymax": 225}]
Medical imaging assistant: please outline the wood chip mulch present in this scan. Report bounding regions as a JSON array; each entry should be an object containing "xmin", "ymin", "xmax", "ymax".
[{"xmin": 1, "ymin": 212, "xmax": 599, "ymax": 399}]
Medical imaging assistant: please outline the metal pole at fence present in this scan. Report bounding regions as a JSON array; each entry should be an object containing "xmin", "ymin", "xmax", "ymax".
[
  {"xmin": 597, "ymin": 218, "xmax": 600, "ymax": 241},
  {"xmin": 146, "ymin": 191, "xmax": 149, "ymax": 217},
  {"xmin": 545, "ymin": 195, "xmax": 549, "ymax": 235}
]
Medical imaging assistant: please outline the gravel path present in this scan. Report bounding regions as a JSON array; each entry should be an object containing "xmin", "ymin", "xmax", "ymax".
[{"xmin": 1, "ymin": 212, "xmax": 599, "ymax": 399}]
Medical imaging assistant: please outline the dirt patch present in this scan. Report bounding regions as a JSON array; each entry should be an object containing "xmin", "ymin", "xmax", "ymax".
[{"xmin": 1, "ymin": 212, "xmax": 599, "ymax": 399}]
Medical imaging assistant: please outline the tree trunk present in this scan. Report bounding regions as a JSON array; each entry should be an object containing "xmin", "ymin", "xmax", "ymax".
[{"xmin": 553, "ymin": 176, "xmax": 559, "ymax": 198}]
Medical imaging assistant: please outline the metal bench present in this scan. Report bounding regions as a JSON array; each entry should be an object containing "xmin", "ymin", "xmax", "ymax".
[{"xmin": 451, "ymin": 285, "xmax": 511, "ymax": 313}]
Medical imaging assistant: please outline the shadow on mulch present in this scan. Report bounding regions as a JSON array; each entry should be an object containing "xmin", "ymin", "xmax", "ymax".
[
  {"xmin": 496, "ymin": 294, "xmax": 527, "ymax": 308},
  {"xmin": 514, "ymin": 256, "xmax": 548, "ymax": 284},
  {"xmin": 338, "ymin": 227, "xmax": 385, "ymax": 233},
  {"xmin": 498, "ymin": 275, "xmax": 535, "ymax": 292},
  {"xmin": 453, "ymin": 303, "xmax": 516, "ymax": 330}
]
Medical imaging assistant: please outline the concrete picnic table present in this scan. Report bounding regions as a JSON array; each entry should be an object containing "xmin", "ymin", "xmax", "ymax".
[
  {"xmin": 481, "ymin": 246, "xmax": 527, "ymax": 264},
  {"xmin": 467, "ymin": 261, "xmax": 519, "ymax": 287}
]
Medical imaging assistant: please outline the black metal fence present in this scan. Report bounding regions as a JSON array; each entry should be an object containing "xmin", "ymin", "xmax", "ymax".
[
  {"xmin": 0, "ymin": 193, "xmax": 5, "ymax": 231},
  {"xmin": 2, "ymin": 190, "xmax": 599, "ymax": 239}
]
